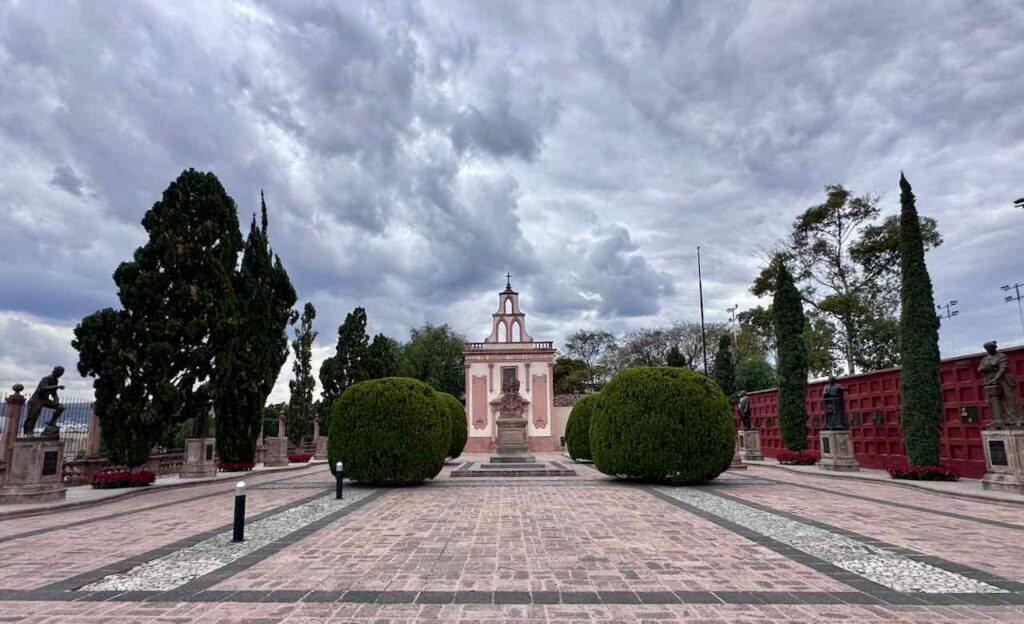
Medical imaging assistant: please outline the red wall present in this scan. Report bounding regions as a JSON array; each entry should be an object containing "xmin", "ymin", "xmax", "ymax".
[{"xmin": 737, "ymin": 345, "xmax": 1024, "ymax": 478}]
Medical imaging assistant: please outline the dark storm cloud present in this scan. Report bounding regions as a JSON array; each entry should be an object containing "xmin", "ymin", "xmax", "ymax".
[{"xmin": 1, "ymin": 1, "xmax": 1023, "ymax": 397}]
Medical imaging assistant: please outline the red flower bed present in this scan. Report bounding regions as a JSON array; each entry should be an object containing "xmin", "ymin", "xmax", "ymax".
[
  {"xmin": 218, "ymin": 461, "xmax": 255, "ymax": 472},
  {"xmin": 776, "ymin": 450, "xmax": 819, "ymax": 465},
  {"xmin": 91, "ymin": 470, "xmax": 156, "ymax": 489},
  {"xmin": 288, "ymin": 453, "xmax": 312, "ymax": 463},
  {"xmin": 886, "ymin": 462, "xmax": 960, "ymax": 482}
]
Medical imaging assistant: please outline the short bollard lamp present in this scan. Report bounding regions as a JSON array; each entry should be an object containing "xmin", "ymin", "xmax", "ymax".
[
  {"xmin": 232, "ymin": 481, "xmax": 247, "ymax": 543},
  {"xmin": 335, "ymin": 461, "xmax": 344, "ymax": 500}
]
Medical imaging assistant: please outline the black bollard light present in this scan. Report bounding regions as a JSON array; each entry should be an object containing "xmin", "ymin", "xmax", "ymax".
[
  {"xmin": 232, "ymin": 481, "xmax": 246, "ymax": 542},
  {"xmin": 335, "ymin": 461, "xmax": 344, "ymax": 500}
]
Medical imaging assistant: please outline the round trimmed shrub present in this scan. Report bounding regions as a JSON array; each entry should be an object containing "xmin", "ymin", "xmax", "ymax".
[
  {"xmin": 328, "ymin": 377, "xmax": 449, "ymax": 484},
  {"xmin": 437, "ymin": 391, "xmax": 467, "ymax": 459},
  {"xmin": 565, "ymin": 394, "xmax": 600, "ymax": 461},
  {"xmin": 590, "ymin": 367, "xmax": 735, "ymax": 484}
]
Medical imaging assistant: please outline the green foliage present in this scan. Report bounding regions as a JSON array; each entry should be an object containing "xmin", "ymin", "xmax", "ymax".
[
  {"xmin": 436, "ymin": 392, "xmax": 467, "ymax": 459},
  {"xmin": 563, "ymin": 329, "xmax": 616, "ymax": 390},
  {"xmin": 328, "ymin": 378, "xmax": 449, "ymax": 484},
  {"xmin": 712, "ymin": 334, "xmax": 735, "ymax": 399},
  {"xmin": 74, "ymin": 169, "xmax": 243, "ymax": 466},
  {"xmin": 214, "ymin": 194, "xmax": 297, "ymax": 463},
  {"xmin": 553, "ymin": 357, "xmax": 589, "ymax": 394},
  {"xmin": 773, "ymin": 257, "xmax": 809, "ymax": 451},
  {"xmin": 565, "ymin": 393, "xmax": 600, "ymax": 461},
  {"xmin": 401, "ymin": 323, "xmax": 466, "ymax": 397},
  {"xmin": 319, "ymin": 307, "xmax": 370, "ymax": 409},
  {"xmin": 366, "ymin": 334, "xmax": 401, "ymax": 379},
  {"xmin": 289, "ymin": 302, "xmax": 318, "ymax": 445},
  {"xmin": 589, "ymin": 367, "xmax": 735, "ymax": 483},
  {"xmin": 734, "ymin": 356, "xmax": 776, "ymax": 393},
  {"xmin": 665, "ymin": 345, "xmax": 687, "ymax": 368},
  {"xmin": 897, "ymin": 174, "xmax": 943, "ymax": 466}
]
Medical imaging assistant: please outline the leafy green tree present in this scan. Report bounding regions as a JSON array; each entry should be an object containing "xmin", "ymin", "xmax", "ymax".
[
  {"xmin": 213, "ymin": 194, "xmax": 297, "ymax": 463},
  {"xmin": 665, "ymin": 344, "xmax": 687, "ymax": 368},
  {"xmin": 734, "ymin": 356, "xmax": 776, "ymax": 393},
  {"xmin": 401, "ymin": 323, "xmax": 466, "ymax": 397},
  {"xmin": 366, "ymin": 333, "xmax": 401, "ymax": 379},
  {"xmin": 74, "ymin": 169, "xmax": 243, "ymax": 466},
  {"xmin": 752, "ymin": 184, "xmax": 941, "ymax": 373},
  {"xmin": 289, "ymin": 302, "xmax": 318, "ymax": 444},
  {"xmin": 553, "ymin": 357, "xmax": 589, "ymax": 394},
  {"xmin": 319, "ymin": 307, "xmax": 370, "ymax": 409},
  {"xmin": 738, "ymin": 305, "xmax": 838, "ymax": 377},
  {"xmin": 773, "ymin": 256, "xmax": 809, "ymax": 451},
  {"xmin": 711, "ymin": 334, "xmax": 735, "ymax": 399},
  {"xmin": 897, "ymin": 173, "xmax": 943, "ymax": 466},
  {"xmin": 564, "ymin": 329, "xmax": 616, "ymax": 389}
]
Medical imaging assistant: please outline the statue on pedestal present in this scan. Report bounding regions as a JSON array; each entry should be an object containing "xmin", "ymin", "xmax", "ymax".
[
  {"xmin": 823, "ymin": 376, "xmax": 848, "ymax": 430},
  {"xmin": 24, "ymin": 366, "xmax": 65, "ymax": 438},
  {"xmin": 979, "ymin": 341, "xmax": 1023, "ymax": 428},
  {"xmin": 738, "ymin": 392, "xmax": 752, "ymax": 431}
]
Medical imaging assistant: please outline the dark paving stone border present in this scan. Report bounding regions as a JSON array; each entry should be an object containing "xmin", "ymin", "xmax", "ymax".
[{"xmin": 700, "ymin": 487, "xmax": 1024, "ymax": 593}]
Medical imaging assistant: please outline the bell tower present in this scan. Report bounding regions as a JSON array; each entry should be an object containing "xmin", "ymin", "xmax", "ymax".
[{"xmin": 485, "ymin": 273, "xmax": 533, "ymax": 344}]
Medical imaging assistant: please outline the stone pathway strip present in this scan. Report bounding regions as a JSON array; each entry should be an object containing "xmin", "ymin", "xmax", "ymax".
[
  {"xmin": 80, "ymin": 488, "xmax": 379, "ymax": 591},
  {"xmin": 654, "ymin": 486, "xmax": 1006, "ymax": 594}
]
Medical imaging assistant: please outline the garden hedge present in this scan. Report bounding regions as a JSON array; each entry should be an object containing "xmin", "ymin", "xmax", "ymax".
[
  {"xmin": 328, "ymin": 377, "xmax": 449, "ymax": 484},
  {"xmin": 565, "ymin": 393, "xmax": 600, "ymax": 461},
  {"xmin": 590, "ymin": 366, "xmax": 735, "ymax": 484},
  {"xmin": 437, "ymin": 391, "xmax": 467, "ymax": 459}
]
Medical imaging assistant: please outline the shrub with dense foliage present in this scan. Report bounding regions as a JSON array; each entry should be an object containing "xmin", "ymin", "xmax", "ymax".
[
  {"xmin": 565, "ymin": 394, "xmax": 600, "ymax": 461},
  {"xmin": 288, "ymin": 453, "xmax": 312, "ymax": 463},
  {"xmin": 436, "ymin": 392, "xmax": 467, "ymax": 459},
  {"xmin": 218, "ymin": 461, "xmax": 255, "ymax": 472},
  {"xmin": 886, "ymin": 462, "xmax": 959, "ymax": 481},
  {"xmin": 328, "ymin": 377, "xmax": 449, "ymax": 484},
  {"xmin": 773, "ymin": 257, "xmax": 809, "ymax": 451},
  {"xmin": 91, "ymin": 470, "xmax": 156, "ymax": 489},
  {"xmin": 776, "ymin": 450, "xmax": 818, "ymax": 465},
  {"xmin": 589, "ymin": 367, "xmax": 735, "ymax": 483}
]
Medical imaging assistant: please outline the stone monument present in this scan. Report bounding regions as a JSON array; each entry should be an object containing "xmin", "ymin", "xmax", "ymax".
[
  {"xmin": 819, "ymin": 376, "xmax": 859, "ymax": 471},
  {"xmin": 0, "ymin": 383, "xmax": 67, "ymax": 503},
  {"xmin": 313, "ymin": 416, "xmax": 328, "ymax": 460},
  {"xmin": 264, "ymin": 408, "xmax": 289, "ymax": 467},
  {"xmin": 180, "ymin": 408, "xmax": 217, "ymax": 479},
  {"xmin": 491, "ymin": 379, "xmax": 533, "ymax": 463},
  {"xmin": 979, "ymin": 341, "xmax": 1024, "ymax": 493},
  {"xmin": 736, "ymin": 392, "xmax": 762, "ymax": 462}
]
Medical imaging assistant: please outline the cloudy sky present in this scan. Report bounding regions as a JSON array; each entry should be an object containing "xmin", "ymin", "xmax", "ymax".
[{"xmin": 2, "ymin": 0, "xmax": 1023, "ymax": 401}]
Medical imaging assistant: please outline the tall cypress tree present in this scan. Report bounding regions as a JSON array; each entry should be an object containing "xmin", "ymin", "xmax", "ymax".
[
  {"xmin": 213, "ymin": 193, "xmax": 297, "ymax": 463},
  {"xmin": 288, "ymin": 302, "xmax": 318, "ymax": 444},
  {"xmin": 773, "ymin": 256, "xmax": 809, "ymax": 451},
  {"xmin": 319, "ymin": 307, "xmax": 370, "ymax": 409},
  {"xmin": 712, "ymin": 333, "xmax": 736, "ymax": 399},
  {"xmin": 74, "ymin": 169, "xmax": 243, "ymax": 466},
  {"xmin": 897, "ymin": 173, "xmax": 942, "ymax": 466}
]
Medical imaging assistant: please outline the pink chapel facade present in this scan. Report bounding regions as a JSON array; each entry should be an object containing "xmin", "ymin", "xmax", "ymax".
[{"xmin": 463, "ymin": 279, "xmax": 559, "ymax": 453}]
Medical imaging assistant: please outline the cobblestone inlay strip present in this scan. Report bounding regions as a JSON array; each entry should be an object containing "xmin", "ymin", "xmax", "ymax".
[
  {"xmin": 79, "ymin": 488, "xmax": 380, "ymax": 591},
  {"xmin": 0, "ymin": 469, "xmax": 325, "ymax": 545},
  {"xmin": 752, "ymin": 474, "xmax": 1024, "ymax": 532},
  {"xmin": 654, "ymin": 486, "xmax": 1006, "ymax": 594}
]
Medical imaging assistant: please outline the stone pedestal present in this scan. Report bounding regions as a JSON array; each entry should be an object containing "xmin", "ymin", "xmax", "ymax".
[
  {"xmin": 737, "ymin": 429, "xmax": 764, "ymax": 461},
  {"xmin": 981, "ymin": 428, "xmax": 1024, "ymax": 494},
  {"xmin": 0, "ymin": 438, "xmax": 67, "ymax": 503},
  {"xmin": 264, "ymin": 437, "xmax": 288, "ymax": 467},
  {"xmin": 314, "ymin": 436, "xmax": 328, "ymax": 461},
  {"xmin": 492, "ymin": 414, "xmax": 535, "ymax": 463},
  {"xmin": 179, "ymin": 437, "xmax": 217, "ymax": 479},
  {"xmin": 818, "ymin": 430, "xmax": 860, "ymax": 472}
]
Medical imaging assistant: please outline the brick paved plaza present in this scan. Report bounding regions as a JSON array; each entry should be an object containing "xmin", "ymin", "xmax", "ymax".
[{"xmin": 1, "ymin": 457, "xmax": 1024, "ymax": 622}]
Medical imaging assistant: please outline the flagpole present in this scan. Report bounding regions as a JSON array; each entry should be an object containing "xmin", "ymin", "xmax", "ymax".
[{"xmin": 698, "ymin": 246, "xmax": 708, "ymax": 373}]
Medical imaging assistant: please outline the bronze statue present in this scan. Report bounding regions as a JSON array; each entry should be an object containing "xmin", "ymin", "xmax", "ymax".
[
  {"xmin": 25, "ymin": 366, "xmax": 66, "ymax": 438},
  {"xmin": 978, "ymin": 341, "xmax": 1023, "ymax": 428},
  {"xmin": 823, "ymin": 376, "xmax": 848, "ymax": 430},
  {"xmin": 738, "ymin": 392, "xmax": 752, "ymax": 431}
]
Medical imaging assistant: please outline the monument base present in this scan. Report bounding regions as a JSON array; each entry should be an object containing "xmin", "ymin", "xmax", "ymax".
[
  {"xmin": 0, "ymin": 438, "xmax": 67, "ymax": 504},
  {"xmin": 738, "ymin": 429, "xmax": 764, "ymax": 461},
  {"xmin": 264, "ymin": 437, "xmax": 289, "ymax": 467},
  {"xmin": 729, "ymin": 452, "xmax": 747, "ymax": 470},
  {"xmin": 314, "ymin": 436, "xmax": 328, "ymax": 461},
  {"xmin": 818, "ymin": 430, "xmax": 860, "ymax": 472},
  {"xmin": 179, "ymin": 437, "xmax": 217, "ymax": 479},
  {"xmin": 981, "ymin": 428, "xmax": 1024, "ymax": 494}
]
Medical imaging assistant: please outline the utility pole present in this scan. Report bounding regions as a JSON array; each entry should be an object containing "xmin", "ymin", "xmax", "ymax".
[
  {"xmin": 1003, "ymin": 283, "xmax": 1024, "ymax": 336},
  {"xmin": 697, "ymin": 247, "xmax": 708, "ymax": 373},
  {"xmin": 935, "ymin": 300, "xmax": 959, "ymax": 356}
]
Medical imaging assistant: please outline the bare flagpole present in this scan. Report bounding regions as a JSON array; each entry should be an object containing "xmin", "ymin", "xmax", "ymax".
[{"xmin": 698, "ymin": 246, "xmax": 708, "ymax": 373}]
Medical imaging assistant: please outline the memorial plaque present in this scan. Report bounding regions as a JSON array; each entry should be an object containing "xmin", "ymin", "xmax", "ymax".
[
  {"xmin": 961, "ymin": 405, "xmax": 980, "ymax": 424},
  {"xmin": 811, "ymin": 415, "xmax": 820, "ymax": 428},
  {"xmin": 850, "ymin": 412, "xmax": 861, "ymax": 426},
  {"xmin": 205, "ymin": 443, "xmax": 214, "ymax": 461},
  {"xmin": 989, "ymin": 440, "xmax": 1008, "ymax": 466},
  {"xmin": 739, "ymin": 435, "xmax": 746, "ymax": 448},
  {"xmin": 822, "ymin": 437, "xmax": 831, "ymax": 455},
  {"xmin": 872, "ymin": 410, "xmax": 885, "ymax": 425},
  {"xmin": 42, "ymin": 450, "xmax": 58, "ymax": 476}
]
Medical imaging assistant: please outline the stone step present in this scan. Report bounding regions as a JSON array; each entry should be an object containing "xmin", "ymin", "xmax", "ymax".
[{"xmin": 450, "ymin": 461, "xmax": 577, "ymax": 478}]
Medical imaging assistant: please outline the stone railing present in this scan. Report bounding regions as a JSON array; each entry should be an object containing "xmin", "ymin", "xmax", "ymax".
[
  {"xmin": 465, "ymin": 341, "xmax": 554, "ymax": 350},
  {"xmin": 62, "ymin": 451, "xmax": 185, "ymax": 486}
]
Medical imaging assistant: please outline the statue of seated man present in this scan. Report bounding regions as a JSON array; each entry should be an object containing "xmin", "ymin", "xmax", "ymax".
[{"xmin": 24, "ymin": 366, "xmax": 66, "ymax": 438}]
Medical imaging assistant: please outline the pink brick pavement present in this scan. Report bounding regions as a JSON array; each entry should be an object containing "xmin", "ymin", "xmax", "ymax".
[{"xmin": 215, "ymin": 482, "xmax": 847, "ymax": 593}]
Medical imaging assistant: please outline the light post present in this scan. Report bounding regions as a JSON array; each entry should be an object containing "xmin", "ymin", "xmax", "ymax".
[
  {"xmin": 232, "ymin": 481, "xmax": 246, "ymax": 542},
  {"xmin": 1002, "ymin": 283, "xmax": 1024, "ymax": 336},
  {"xmin": 335, "ymin": 461, "xmax": 344, "ymax": 500},
  {"xmin": 936, "ymin": 300, "xmax": 959, "ymax": 356}
]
